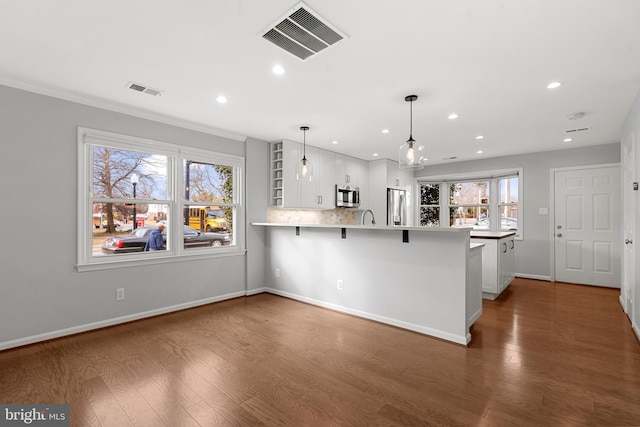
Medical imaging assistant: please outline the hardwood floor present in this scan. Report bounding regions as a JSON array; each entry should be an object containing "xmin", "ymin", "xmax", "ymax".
[{"xmin": 1, "ymin": 278, "xmax": 639, "ymax": 426}]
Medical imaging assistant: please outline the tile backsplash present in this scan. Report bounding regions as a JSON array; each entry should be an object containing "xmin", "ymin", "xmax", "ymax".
[{"xmin": 267, "ymin": 208, "xmax": 357, "ymax": 225}]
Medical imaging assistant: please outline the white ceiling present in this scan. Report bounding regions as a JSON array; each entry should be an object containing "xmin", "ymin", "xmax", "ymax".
[{"xmin": 1, "ymin": 1, "xmax": 640, "ymax": 165}]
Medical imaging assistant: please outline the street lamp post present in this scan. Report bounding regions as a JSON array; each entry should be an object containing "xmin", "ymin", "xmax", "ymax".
[{"xmin": 131, "ymin": 173, "xmax": 139, "ymax": 229}]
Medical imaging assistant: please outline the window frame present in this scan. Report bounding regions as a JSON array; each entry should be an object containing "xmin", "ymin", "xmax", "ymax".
[
  {"xmin": 417, "ymin": 168, "xmax": 523, "ymax": 239},
  {"xmin": 77, "ymin": 127, "xmax": 245, "ymax": 272}
]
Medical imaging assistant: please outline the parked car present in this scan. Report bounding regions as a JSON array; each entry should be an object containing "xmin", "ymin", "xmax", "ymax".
[{"xmin": 101, "ymin": 225, "xmax": 230, "ymax": 254}]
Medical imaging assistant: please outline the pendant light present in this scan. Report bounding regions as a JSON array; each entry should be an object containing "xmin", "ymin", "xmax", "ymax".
[
  {"xmin": 296, "ymin": 126, "xmax": 313, "ymax": 182},
  {"xmin": 399, "ymin": 94, "xmax": 424, "ymax": 170}
]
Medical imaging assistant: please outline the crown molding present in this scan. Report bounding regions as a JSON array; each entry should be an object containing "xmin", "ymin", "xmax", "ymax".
[{"xmin": 0, "ymin": 74, "xmax": 247, "ymax": 142}]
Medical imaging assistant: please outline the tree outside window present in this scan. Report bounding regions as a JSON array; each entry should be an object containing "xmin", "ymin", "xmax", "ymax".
[{"xmin": 419, "ymin": 183, "xmax": 440, "ymax": 226}]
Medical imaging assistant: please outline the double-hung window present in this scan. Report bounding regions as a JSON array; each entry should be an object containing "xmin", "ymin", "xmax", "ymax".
[
  {"xmin": 419, "ymin": 183, "xmax": 441, "ymax": 226},
  {"xmin": 449, "ymin": 181, "xmax": 490, "ymax": 229},
  {"xmin": 418, "ymin": 168, "xmax": 522, "ymax": 238},
  {"xmin": 77, "ymin": 128, "xmax": 244, "ymax": 270}
]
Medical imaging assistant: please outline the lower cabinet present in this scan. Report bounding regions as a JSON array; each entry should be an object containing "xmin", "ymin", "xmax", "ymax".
[{"xmin": 470, "ymin": 235, "xmax": 515, "ymax": 300}]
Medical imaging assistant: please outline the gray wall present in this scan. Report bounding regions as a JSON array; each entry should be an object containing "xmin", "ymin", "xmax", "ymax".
[
  {"xmin": 414, "ymin": 143, "xmax": 621, "ymax": 279},
  {"xmin": 0, "ymin": 84, "xmax": 268, "ymax": 348}
]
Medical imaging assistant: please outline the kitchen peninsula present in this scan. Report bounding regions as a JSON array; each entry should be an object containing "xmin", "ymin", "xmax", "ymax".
[{"xmin": 253, "ymin": 223, "xmax": 483, "ymax": 345}]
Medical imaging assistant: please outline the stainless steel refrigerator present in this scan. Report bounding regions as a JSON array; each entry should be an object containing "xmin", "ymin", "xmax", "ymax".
[{"xmin": 387, "ymin": 188, "xmax": 407, "ymax": 226}]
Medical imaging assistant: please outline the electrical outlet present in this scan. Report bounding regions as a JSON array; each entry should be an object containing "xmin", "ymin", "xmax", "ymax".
[
  {"xmin": 116, "ymin": 288, "xmax": 125, "ymax": 301},
  {"xmin": 275, "ymin": 268, "xmax": 280, "ymax": 277},
  {"xmin": 337, "ymin": 279, "xmax": 344, "ymax": 291}
]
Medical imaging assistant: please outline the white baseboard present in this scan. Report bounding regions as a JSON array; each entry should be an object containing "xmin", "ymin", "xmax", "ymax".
[
  {"xmin": 515, "ymin": 273, "xmax": 552, "ymax": 281},
  {"xmin": 0, "ymin": 290, "xmax": 246, "ymax": 351},
  {"xmin": 634, "ymin": 322, "xmax": 640, "ymax": 343},
  {"xmin": 469, "ymin": 308, "xmax": 482, "ymax": 326},
  {"xmin": 246, "ymin": 287, "xmax": 269, "ymax": 296},
  {"xmin": 619, "ymin": 295, "xmax": 628, "ymax": 314},
  {"xmin": 263, "ymin": 288, "xmax": 469, "ymax": 346}
]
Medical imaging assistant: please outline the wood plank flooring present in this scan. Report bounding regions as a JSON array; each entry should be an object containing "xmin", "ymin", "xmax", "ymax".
[{"xmin": 1, "ymin": 278, "xmax": 639, "ymax": 426}]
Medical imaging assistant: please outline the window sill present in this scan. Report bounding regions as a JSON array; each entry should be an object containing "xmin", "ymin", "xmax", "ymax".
[{"xmin": 76, "ymin": 248, "xmax": 246, "ymax": 272}]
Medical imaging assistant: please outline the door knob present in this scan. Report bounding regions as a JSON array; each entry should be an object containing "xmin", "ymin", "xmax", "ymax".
[
  {"xmin": 626, "ymin": 239, "xmax": 633, "ymax": 244},
  {"xmin": 556, "ymin": 233, "xmax": 562, "ymax": 237}
]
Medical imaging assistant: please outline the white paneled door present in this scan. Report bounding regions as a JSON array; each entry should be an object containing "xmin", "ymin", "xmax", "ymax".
[{"xmin": 554, "ymin": 166, "xmax": 621, "ymax": 287}]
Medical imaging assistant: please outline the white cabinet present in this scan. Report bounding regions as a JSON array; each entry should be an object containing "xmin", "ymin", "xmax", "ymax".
[
  {"xmin": 335, "ymin": 154, "xmax": 367, "ymax": 188},
  {"xmin": 386, "ymin": 160, "xmax": 413, "ymax": 189},
  {"xmin": 498, "ymin": 237, "xmax": 516, "ymax": 293},
  {"xmin": 270, "ymin": 140, "xmax": 337, "ymax": 209},
  {"xmin": 335, "ymin": 154, "xmax": 369, "ymax": 210},
  {"xmin": 299, "ymin": 147, "xmax": 335, "ymax": 208},
  {"xmin": 470, "ymin": 235, "xmax": 515, "ymax": 300}
]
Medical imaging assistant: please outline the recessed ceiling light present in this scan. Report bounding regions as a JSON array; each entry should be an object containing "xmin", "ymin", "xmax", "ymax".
[
  {"xmin": 475, "ymin": 135, "xmax": 484, "ymax": 140},
  {"xmin": 448, "ymin": 113, "xmax": 459, "ymax": 120},
  {"xmin": 372, "ymin": 153, "xmax": 379, "ymax": 157},
  {"xmin": 216, "ymin": 95, "xmax": 228, "ymax": 104},
  {"xmin": 564, "ymin": 138, "xmax": 573, "ymax": 142},
  {"xmin": 547, "ymin": 81, "xmax": 562, "ymax": 89},
  {"xmin": 272, "ymin": 65, "xmax": 286, "ymax": 75},
  {"xmin": 382, "ymin": 129, "xmax": 390, "ymax": 134},
  {"xmin": 477, "ymin": 150, "xmax": 484, "ymax": 154},
  {"xmin": 332, "ymin": 140, "xmax": 339, "ymax": 145}
]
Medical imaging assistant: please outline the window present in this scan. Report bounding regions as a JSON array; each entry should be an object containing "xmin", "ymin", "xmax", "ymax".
[
  {"xmin": 419, "ymin": 183, "xmax": 440, "ymax": 226},
  {"xmin": 449, "ymin": 181, "xmax": 490, "ymax": 229},
  {"xmin": 418, "ymin": 169, "xmax": 522, "ymax": 238},
  {"xmin": 499, "ymin": 177, "xmax": 518, "ymax": 231},
  {"xmin": 78, "ymin": 128, "xmax": 244, "ymax": 270}
]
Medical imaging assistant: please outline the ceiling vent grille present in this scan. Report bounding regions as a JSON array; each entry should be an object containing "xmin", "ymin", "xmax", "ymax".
[
  {"xmin": 565, "ymin": 127, "xmax": 591, "ymax": 133},
  {"xmin": 127, "ymin": 82, "xmax": 163, "ymax": 96},
  {"xmin": 260, "ymin": 2, "xmax": 346, "ymax": 60}
]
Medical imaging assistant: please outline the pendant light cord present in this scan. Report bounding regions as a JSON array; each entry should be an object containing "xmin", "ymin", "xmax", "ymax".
[
  {"xmin": 408, "ymin": 97, "xmax": 415, "ymax": 143},
  {"xmin": 300, "ymin": 126, "xmax": 309, "ymax": 160}
]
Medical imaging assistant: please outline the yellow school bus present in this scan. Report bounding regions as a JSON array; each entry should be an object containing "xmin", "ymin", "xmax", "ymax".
[{"xmin": 187, "ymin": 206, "xmax": 228, "ymax": 232}]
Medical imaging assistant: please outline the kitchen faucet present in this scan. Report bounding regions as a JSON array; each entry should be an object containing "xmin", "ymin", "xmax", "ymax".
[{"xmin": 361, "ymin": 209, "xmax": 376, "ymax": 225}]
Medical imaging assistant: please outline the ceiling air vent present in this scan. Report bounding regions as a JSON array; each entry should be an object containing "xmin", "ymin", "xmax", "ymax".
[
  {"xmin": 565, "ymin": 127, "xmax": 591, "ymax": 133},
  {"xmin": 127, "ymin": 82, "xmax": 163, "ymax": 96},
  {"xmin": 260, "ymin": 2, "xmax": 347, "ymax": 60}
]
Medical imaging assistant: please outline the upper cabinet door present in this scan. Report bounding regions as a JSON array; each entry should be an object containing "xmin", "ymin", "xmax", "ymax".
[
  {"xmin": 335, "ymin": 154, "xmax": 367, "ymax": 188},
  {"xmin": 293, "ymin": 145, "xmax": 336, "ymax": 209},
  {"xmin": 335, "ymin": 154, "xmax": 349, "ymax": 185},
  {"xmin": 386, "ymin": 159, "xmax": 413, "ymax": 189},
  {"xmin": 298, "ymin": 145, "xmax": 319, "ymax": 208},
  {"xmin": 317, "ymin": 149, "xmax": 335, "ymax": 208}
]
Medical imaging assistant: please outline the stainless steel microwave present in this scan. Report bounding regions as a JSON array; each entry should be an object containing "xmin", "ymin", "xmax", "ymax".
[{"xmin": 336, "ymin": 185, "xmax": 360, "ymax": 208}]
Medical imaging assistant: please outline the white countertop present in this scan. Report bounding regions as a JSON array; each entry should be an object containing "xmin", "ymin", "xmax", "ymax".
[{"xmin": 252, "ymin": 222, "xmax": 472, "ymax": 233}]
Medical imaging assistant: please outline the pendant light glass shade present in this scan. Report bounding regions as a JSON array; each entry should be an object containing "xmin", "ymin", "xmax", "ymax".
[
  {"xmin": 399, "ymin": 95, "xmax": 425, "ymax": 170},
  {"xmin": 296, "ymin": 126, "xmax": 313, "ymax": 182}
]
